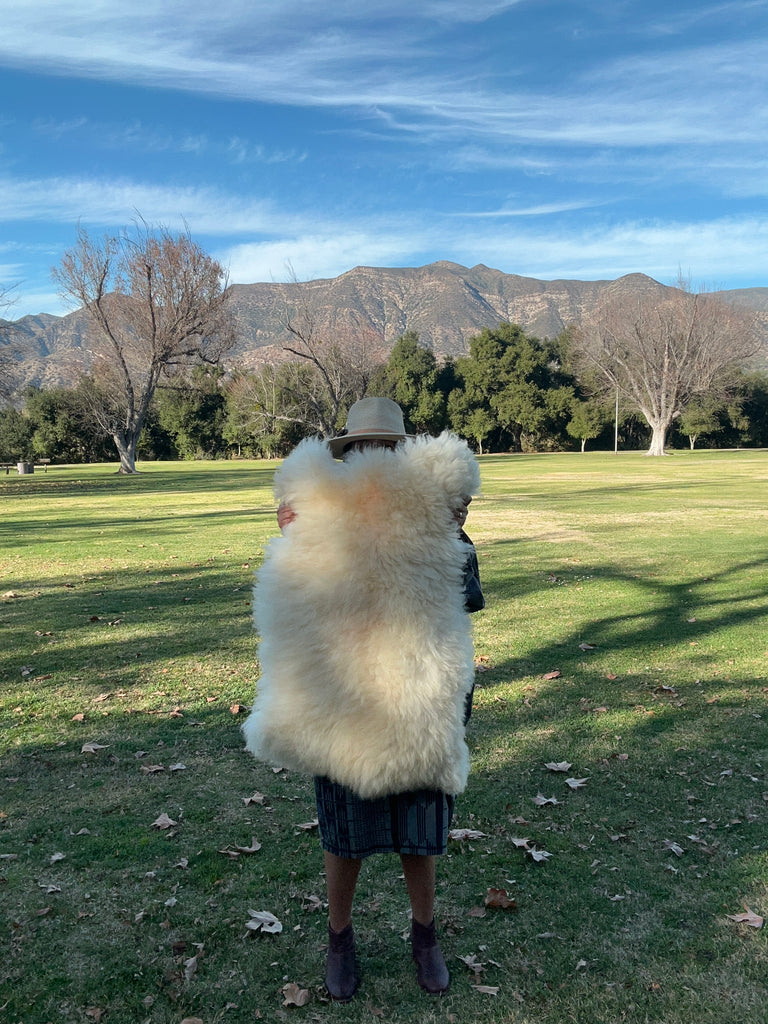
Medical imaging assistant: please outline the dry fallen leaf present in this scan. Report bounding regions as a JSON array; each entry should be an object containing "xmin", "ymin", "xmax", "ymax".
[
  {"xmin": 566, "ymin": 777, "xmax": 589, "ymax": 789},
  {"xmin": 151, "ymin": 813, "xmax": 178, "ymax": 830},
  {"xmin": 725, "ymin": 906, "xmax": 763, "ymax": 929},
  {"xmin": 545, "ymin": 761, "xmax": 572, "ymax": 772},
  {"xmin": 301, "ymin": 894, "xmax": 326, "ymax": 912},
  {"xmin": 281, "ymin": 982, "xmax": 310, "ymax": 1006},
  {"xmin": 663, "ymin": 840, "xmax": 685, "ymax": 857},
  {"xmin": 472, "ymin": 984, "xmax": 500, "ymax": 995},
  {"xmin": 243, "ymin": 792, "xmax": 267, "ymax": 806},
  {"xmin": 528, "ymin": 849, "xmax": 553, "ymax": 863},
  {"xmin": 542, "ymin": 670, "xmax": 561, "ymax": 680},
  {"xmin": 578, "ymin": 642, "xmax": 596, "ymax": 650},
  {"xmin": 235, "ymin": 837, "xmax": 262, "ymax": 854},
  {"xmin": 246, "ymin": 909, "xmax": 283, "ymax": 934},
  {"xmin": 81, "ymin": 741, "xmax": 109, "ymax": 754},
  {"xmin": 448, "ymin": 828, "xmax": 488, "ymax": 841},
  {"xmin": 532, "ymin": 793, "xmax": 559, "ymax": 806},
  {"xmin": 184, "ymin": 953, "xmax": 200, "ymax": 982},
  {"xmin": 457, "ymin": 952, "xmax": 486, "ymax": 975},
  {"xmin": 484, "ymin": 887, "xmax": 517, "ymax": 910}
]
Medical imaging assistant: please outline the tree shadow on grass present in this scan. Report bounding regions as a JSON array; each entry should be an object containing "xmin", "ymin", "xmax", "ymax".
[
  {"xmin": 0, "ymin": 461, "xmax": 280, "ymax": 499},
  {"xmin": 1, "ymin": 504, "xmax": 278, "ymax": 549},
  {"xmin": 0, "ymin": 561, "xmax": 260, "ymax": 698}
]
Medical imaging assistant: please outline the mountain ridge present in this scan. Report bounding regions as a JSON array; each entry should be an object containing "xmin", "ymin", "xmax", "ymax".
[{"xmin": 3, "ymin": 262, "xmax": 766, "ymax": 388}]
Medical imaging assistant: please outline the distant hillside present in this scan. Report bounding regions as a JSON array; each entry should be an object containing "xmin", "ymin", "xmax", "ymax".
[{"xmin": 2, "ymin": 262, "xmax": 767, "ymax": 389}]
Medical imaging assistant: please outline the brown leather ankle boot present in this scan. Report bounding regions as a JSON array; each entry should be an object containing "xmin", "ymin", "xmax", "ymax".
[
  {"xmin": 411, "ymin": 917, "xmax": 450, "ymax": 994},
  {"xmin": 325, "ymin": 922, "xmax": 358, "ymax": 1001}
]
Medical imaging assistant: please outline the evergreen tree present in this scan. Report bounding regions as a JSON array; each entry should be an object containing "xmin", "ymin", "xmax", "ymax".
[
  {"xmin": 156, "ymin": 366, "xmax": 227, "ymax": 459},
  {"xmin": 373, "ymin": 331, "xmax": 448, "ymax": 433},
  {"xmin": 448, "ymin": 323, "xmax": 574, "ymax": 452},
  {"xmin": 0, "ymin": 407, "xmax": 33, "ymax": 463}
]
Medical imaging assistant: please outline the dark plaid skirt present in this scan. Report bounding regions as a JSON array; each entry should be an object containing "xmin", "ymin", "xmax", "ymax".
[{"xmin": 314, "ymin": 777, "xmax": 455, "ymax": 859}]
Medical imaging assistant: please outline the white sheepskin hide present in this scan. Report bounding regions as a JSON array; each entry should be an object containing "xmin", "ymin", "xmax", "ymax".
[{"xmin": 242, "ymin": 431, "xmax": 481, "ymax": 799}]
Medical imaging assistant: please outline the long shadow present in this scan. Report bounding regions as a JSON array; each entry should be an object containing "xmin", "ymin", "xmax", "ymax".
[
  {"xmin": 0, "ymin": 462, "xmax": 280, "ymax": 499},
  {"xmin": 478, "ymin": 477, "xmax": 754, "ymax": 512},
  {"xmin": 0, "ymin": 505, "xmax": 279, "ymax": 547},
  {"xmin": 0, "ymin": 562, "xmax": 259, "ymax": 693},
  {"xmin": 468, "ymin": 551, "xmax": 768, "ymax": 755}
]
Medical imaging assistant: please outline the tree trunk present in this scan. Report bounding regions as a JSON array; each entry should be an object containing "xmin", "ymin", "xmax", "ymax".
[
  {"xmin": 581, "ymin": 438, "xmax": 587, "ymax": 453},
  {"xmin": 113, "ymin": 432, "xmax": 138, "ymax": 473},
  {"xmin": 645, "ymin": 418, "xmax": 668, "ymax": 456}
]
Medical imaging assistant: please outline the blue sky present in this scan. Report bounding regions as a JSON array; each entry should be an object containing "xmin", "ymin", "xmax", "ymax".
[{"xmin": 1, "ymin": 0, "xmax": 767, "ymax": 319}]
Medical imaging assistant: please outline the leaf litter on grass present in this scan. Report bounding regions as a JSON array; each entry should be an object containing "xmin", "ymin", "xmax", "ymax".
[{"xmin": 4, "ymin": 456, "xmax": 768, "ymax": 1024}]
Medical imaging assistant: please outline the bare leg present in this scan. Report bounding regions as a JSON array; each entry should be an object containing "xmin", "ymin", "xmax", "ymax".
[
  {"xmin": 324, "ymin": 850, "xmax": 362, "ymax": 931},
  {"xmin": 323, "ymin": 851, "xmax": 361, "ymax": 1001},
  {"xmin": 400, "ymin": 853, "xmax": 449, "ymax": 994},
  {"xmin": 400, "ymin": 853, "xmax": 436, "ymax": 925}
]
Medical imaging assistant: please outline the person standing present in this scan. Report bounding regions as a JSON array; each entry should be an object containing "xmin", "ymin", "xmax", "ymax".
[{"xmin": 244, "ymin": 397, "xmax": 483, "ymax": 1000}]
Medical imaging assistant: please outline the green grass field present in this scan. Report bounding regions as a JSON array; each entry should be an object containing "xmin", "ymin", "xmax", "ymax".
[{"xmin": 1, "ymin": 451, "xmax": 767, "ymax": 1024}]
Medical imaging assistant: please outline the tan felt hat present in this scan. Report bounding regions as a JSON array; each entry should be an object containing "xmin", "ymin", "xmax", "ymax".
[{"xmin": 328, "ymin": 396, "xmax": 411, "ymax": 458}]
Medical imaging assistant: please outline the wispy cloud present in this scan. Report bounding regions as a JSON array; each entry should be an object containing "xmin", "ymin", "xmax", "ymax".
[
  {"xmin": 2, "ymin": 166, "xmax": 767, "ymax": 288},
  {"xmin": 0, "ymin": 175, "xmax": 288, "ymax": 235},
  {"xmin": 451, "ymin": 200, "xmax": 605, "ymax": 217},
  {"xmin": 3, "ymin": 2, "xmax": 765, "ymax": 156},
  {"xmin": 2, "ymin": 2, "xmax": 766, "ymax": 317},
  {"xmin": 220, "ymin": 212, "xmax": 768, "ymax": 291},
  {"xmin": 225, "ymin": 138, "xmax": 307, "ymax": 166}
]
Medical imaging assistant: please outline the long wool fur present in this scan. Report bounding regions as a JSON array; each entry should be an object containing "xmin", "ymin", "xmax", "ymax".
[{"xmin": 242, "ymin": 431, "xmax": 481, "ymax": 799}]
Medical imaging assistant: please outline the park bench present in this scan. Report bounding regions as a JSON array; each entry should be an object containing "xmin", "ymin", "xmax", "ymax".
[{"xmin": 0, "ymin": 461, "xmax": 50, "ymax": 474}]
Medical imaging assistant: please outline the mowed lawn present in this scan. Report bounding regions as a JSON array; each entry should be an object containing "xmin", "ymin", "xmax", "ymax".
[{"xmin": 1, "ymin": 450, "xmax": 767, "ymax": 1024}]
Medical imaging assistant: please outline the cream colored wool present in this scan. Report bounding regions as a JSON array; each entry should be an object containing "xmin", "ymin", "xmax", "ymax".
[{"xmin": 243, "ymin": 431, "xmax": 481, "ymax": 799}]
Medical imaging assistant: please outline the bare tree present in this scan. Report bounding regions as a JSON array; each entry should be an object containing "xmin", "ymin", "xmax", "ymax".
[
  {"xmin": 0, "ymin": 284, "xmax": 20, "ymax": 404},
  {"xmin": 53, "ymin": 221, "xmax": 235, "ymax": 472},
  {"xmin": 574, "ymin": 277, "xmax": 760, "ymax": 455},
  {"xmin": 277, "ymin": 273, "xmax": 387, "ymax": 436}
]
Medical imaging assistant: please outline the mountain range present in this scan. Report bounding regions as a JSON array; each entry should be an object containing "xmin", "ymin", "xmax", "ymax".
[{"xmin": 3, "ymin": 261, "xmax": 768, "ymax": 389}]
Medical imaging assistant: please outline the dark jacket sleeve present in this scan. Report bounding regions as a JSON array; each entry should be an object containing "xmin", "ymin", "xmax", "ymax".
[
  {"xmin": 461, "ymin": 530, "xmax": 484, "ymax": 613},
  {"xmin": 460, "ymin": 530, "xmax": 484, "ymax": 724}
]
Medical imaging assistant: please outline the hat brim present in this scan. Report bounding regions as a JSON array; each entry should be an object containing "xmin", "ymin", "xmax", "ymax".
[{"xmin": 328, "ymin": 430, "xmax": 411, "ymax": 459}]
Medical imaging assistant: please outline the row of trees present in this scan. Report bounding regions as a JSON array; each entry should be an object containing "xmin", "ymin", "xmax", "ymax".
[
  {"xmin": 4, "ymin": 326, "xmax": 768, "ymax": 466},
  {"xmin": 1, "ymin": 221, "xmax": 764, "ymax": 469}
]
